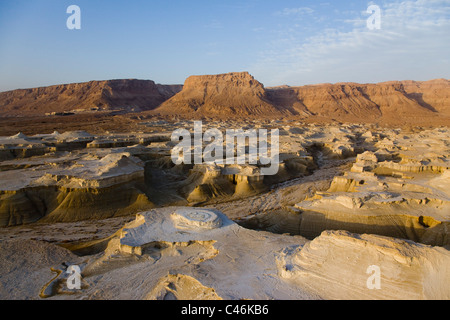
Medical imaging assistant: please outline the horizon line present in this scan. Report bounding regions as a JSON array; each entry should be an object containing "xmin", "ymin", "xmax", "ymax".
[{"xmin": 1, "ymin": 74, "xmax": 449, "ymax": 93}]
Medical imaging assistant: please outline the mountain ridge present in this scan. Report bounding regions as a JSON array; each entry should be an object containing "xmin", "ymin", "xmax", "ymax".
[
  {"xmin": 1, "ymin": 73, "xmax": 449, "ymax": 125},
  {"xmin": 0, "ymin": 79, "xmax": 182, "ymax": 117}
]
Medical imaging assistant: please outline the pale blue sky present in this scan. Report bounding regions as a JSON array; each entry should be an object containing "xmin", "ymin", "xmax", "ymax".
[{"xmin": 0, "ymin": 0, "xmax": 449, "ymax": 92}]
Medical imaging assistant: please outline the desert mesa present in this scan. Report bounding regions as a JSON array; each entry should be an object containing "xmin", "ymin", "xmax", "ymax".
[{"xmin": 0, "ymin": 72, "xmax": 449, "ymax": 127}]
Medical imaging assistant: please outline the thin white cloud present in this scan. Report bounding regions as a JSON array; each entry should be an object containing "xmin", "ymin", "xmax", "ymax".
[
  {"xmin": 276, "ymin": 7, "xmax": 315, "ymax": 16},
  {"xmin": 204, "ymin": 19, "xmax": 224, "ymax": 29},
  {"xmin": 251, "ymin": 0, "xmax": 450, "ymax": 86}
]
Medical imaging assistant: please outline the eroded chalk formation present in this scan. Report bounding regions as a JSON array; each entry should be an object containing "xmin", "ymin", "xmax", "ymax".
[
  {"xmin": 240, "ymin": 127, "xmax": 450, "ymax": 247},
  {"xmin": 277, "ymin": 230, "xmax": 450, "ymax": 300},
  {"xmin": 19, "ymin": 207, "xmax": 315, "ymax": 300},
  {"xmin": 1, "ymin": 123, "xmax": 360, "ymax": 226},
  {"xmin": 117, "ymin": 208, "xmax": 227, "ymax": 255},
  {"xmin": 146, "ymin": 274, "xmax": 223, "ymax": 300},
  {"xmin": 1, "ymin": 207, "xmax": 447, "ymax": 300},
  {"xmin": 0, "ymin": 122, "xmax": 449, "ymax": 300}
]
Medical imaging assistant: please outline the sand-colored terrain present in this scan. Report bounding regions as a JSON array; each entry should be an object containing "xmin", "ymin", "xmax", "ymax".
[
  {"xmin": 0, "ymin": 119, "xmax": 448, "ymax": 300},
  {"xmin": 0, "ymin": 72, "xmax": 449, "ymax": 300}
]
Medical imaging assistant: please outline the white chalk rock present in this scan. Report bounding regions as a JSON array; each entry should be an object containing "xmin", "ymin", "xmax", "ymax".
[{"xmin": 171, "ymin": 208, "xmax": 223, "ymax": 231}]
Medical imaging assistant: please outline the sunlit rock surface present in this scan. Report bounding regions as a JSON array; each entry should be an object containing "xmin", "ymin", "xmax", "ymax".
[
  {"xmin": 277, "ymin": 230, "xmax": 450, "ymax": 300},
  {"xmin": 0, "ymin": 122, "xmax": 449, "ymax": 300},
  {"xmin": 0, "ymin": 208, "xmax": 315, "ymax": 300}
]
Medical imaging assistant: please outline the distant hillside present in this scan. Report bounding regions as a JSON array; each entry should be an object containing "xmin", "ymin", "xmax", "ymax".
[
  {"xmin": 0, "ymin": 79, "xmax": 182, "ymax": 117},
  {"xmin": 266, "ymin": 79, "xmax": 450, "ymax": 119},
  {"xmin": 1, "ymin": 74, "xmax": 449, "ymax": 125}
]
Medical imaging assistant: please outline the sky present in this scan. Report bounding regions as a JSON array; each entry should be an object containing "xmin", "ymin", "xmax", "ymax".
[{"xmin": 0, "ymin": 0, "xmax": 449, "ymax": 92}]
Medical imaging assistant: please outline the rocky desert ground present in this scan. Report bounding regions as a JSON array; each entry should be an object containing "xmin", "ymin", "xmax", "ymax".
[{"xmin": 0, "ymin": 72, "xmax": 449, "ymax": 300}]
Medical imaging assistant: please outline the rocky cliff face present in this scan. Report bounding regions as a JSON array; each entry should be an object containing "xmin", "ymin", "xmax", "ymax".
[
  {"xmin": 156, "ymin": 74, "xmax": 449, "ymax": 123},
  {"xmin": 0, "ymin": 79, "xmax": 182, "ymax": 117},
  {"xmin": 400, "ymin": 79, "xmax": 450, "ymax": 115},
  {"xmin": 266, "ymin": 79, "xmax": 450, "ymax": 122},
  {"xmin": 155, "ymin": 72, "xmax": 288, "ymax": 118},
  {"xmin": 1, "ymin": 74, "xmax": 449, "ymax": 124}
]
